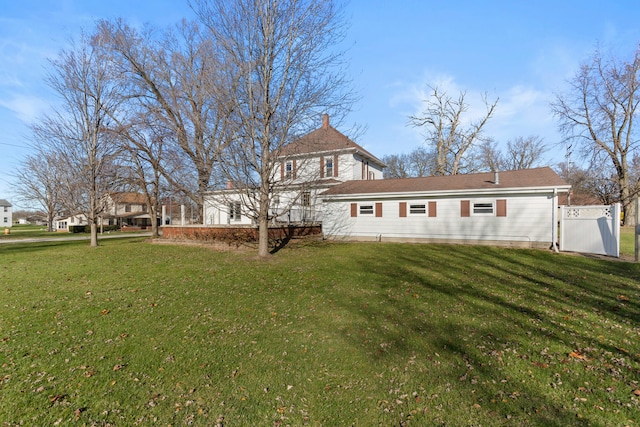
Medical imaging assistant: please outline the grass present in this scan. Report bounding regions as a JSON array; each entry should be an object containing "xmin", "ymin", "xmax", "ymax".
[
  {"xmin": 0, "ymin": 224, "xmax": 149, "ymax": 242},
  {"xmin": 1, "ymin": 238, "xmax": 639, "ymax": 426}
]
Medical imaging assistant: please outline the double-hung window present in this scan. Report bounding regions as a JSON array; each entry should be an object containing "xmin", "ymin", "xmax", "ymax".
[
  {"xmin": 229, "ymin": 202, "xmax": 242, "ymax": 221},
  {"xmin": 285, "ymin": 161, "xmax": 293, "ymax": 179},
  {"xmin": 325, "ymin": 157, "xmax": 333, "ymax": 178}
]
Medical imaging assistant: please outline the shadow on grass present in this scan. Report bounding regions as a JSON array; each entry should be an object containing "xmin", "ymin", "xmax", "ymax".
[{"xmin": 336, "ymin": 243, "xmax": 640, "ymax": 425}]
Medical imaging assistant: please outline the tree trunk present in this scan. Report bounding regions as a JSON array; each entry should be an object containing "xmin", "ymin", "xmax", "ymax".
[{"xmin": 90, "ymin": 222, "xmax": 99, "ymax": 247}]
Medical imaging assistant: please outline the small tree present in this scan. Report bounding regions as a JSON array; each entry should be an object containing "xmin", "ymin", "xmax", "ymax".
[{"xmin": 13, "ymin": 146, "xmax": 65, "ymax": 232}]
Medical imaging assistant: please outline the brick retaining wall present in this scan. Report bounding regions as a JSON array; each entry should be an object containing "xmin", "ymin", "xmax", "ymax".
[{"xmin": 160, "ymin": 225, "xmax": 321, "ymax": 243}]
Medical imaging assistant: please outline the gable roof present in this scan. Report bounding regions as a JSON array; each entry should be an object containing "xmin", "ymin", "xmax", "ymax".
[
  {"xmin": 0, "ymin": 199, "xmax": 11, "ymax": 207},
  {"xmin": 109, "ymin": 192, "xmax": 147, "ymax": 204},
  {"xmin": 278, "ymin": 114, "xmax": 385, "ymax": 166},
  {"xmin": 321, "ymin": 167, "xmax": 570, "ymax": 198}
]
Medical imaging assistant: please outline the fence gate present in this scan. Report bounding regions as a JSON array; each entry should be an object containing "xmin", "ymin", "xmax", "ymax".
[{"xmin": 559, "ymin": 203, "xmax": 620, "ymax": 257}]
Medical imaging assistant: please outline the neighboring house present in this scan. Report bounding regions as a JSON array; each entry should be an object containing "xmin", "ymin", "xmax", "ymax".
[
  {"xmin": 55, "ymin": 192, "xmax": 154, "ymax": 231},
  {"xmin": 0, "ymin": 199, "xmax": 12, "ymax": 228},
  {"xmin": 203, "ymin": 114, "xmax": 386, "ymax": 225},
  {"xmin": 321, "ymin": 167, "xmax": 571, "ymax": 248}
]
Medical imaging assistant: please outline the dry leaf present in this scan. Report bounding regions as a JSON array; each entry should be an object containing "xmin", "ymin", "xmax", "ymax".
[
  {"xmin": 569, "ymin": 351, "xmax": 588, "ymax": 361},
  {"xmin": 616, "ymin": 295, "xmax": 630, "ymax": 301},
  {"xmin": 633, "ymin": 389, "xmax": 640, "ymax": 396},
  {"xmin": 100, "ymin": 309, "xmax": 110, "ymax": 316}
]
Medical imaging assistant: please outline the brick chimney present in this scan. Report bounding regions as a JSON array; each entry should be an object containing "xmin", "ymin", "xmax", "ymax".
[{"xmin": 322, "ymin": 113, "xmax": 329, "ymax": 129}]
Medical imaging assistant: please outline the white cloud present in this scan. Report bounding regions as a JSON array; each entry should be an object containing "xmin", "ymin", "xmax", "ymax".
[{"xmin": 0, "ymin": 93, "xmax": 49, "ymax": 124}]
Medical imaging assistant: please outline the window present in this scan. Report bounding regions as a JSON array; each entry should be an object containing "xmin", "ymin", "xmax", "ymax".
[
  {"xmin": 142, "ymin": 204, "xmax": 148, "ymax": 213},
  {"xmin": 368, "ymin": 171, "xmax": 375, "ymax": 180},
  {"xmin": 58, "ymin": 221, "xmax": 67, "ymax": 229},
  {"xmin": 229, "ymin": 202, "xmax": 242, "ymax": 221},
  {"xmin": 409, "ymin": 204, "xmax": 426, "ymax": 214},
  {"xmin": 125, "ymin": 204, "xmax": 132, "ymax": 213},
  {"xmin": 473, "ymin": 202, "xmax": 494, "ymax": 215},
  {"xmin": 3, "ymin": 218, "xmax": 7, "ymax": 223},
  {"xmin": 285, "ymin": 161, "xmax": 293, "ymax": 179},
  {"xmin": 325, "ymin": 157, "xmax": 333, "ymax": 178},
  {"xmin": 301, "ymin": 191, "xmax": 311, "ymax": 207},
  {"xmin": 3, "ymin": 206, "xmax": 7, "ymax": 212},
  {"xmin": 70, "ymin": 217, "xmax": 75, "ymax": 224},
  {"xmin": 359, "ymin": 205, "xmax": 374, "ymax": 215}
]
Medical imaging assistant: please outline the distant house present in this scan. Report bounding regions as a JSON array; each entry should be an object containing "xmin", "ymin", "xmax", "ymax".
[
  {"xmin": 0, "ymin": 199, "xmax": 12, "ymax": 228},
  {"xmin": 203, "ymin": 114, "xmax": 386, "ymax": 225},
  {"xmin": 55, "ymin": 192, "xmax": 154, "ymax": 232},
  {"xmin": 321, "ymin": 167, "xmax": 571, "ymax": 248}
]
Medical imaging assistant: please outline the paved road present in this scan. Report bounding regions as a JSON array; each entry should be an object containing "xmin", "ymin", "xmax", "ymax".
[{"xmin": 0, "ymin": 232, "xmax": 153, "ymax": 245}]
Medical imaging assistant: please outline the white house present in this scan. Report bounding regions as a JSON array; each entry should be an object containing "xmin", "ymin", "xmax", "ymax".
[
  {"xmin": 320, "ymin": 168, "xmax": 571, "ymax": 248},
  {"xmin": 55, "ymin": 192, "xmax": 155, "ymax": 231},
  {"xmin": 203, "ymin": 114, "xmax": 386, "ymax": 225},
  {"xmin": 1, "ymin": 199, "xmax": 12, "ymax": 228}
]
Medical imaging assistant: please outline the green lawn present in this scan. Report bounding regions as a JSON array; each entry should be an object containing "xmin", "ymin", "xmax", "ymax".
[{"xmin": 1, "ymin": 238, "xmax": 639, "ymax": 426}]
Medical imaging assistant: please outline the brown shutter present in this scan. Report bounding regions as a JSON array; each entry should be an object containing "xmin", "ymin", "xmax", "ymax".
[
  {"xmin": 320, "ymin": 157, "xmax": 325, "ymax": 178},
  {"xmin": 461, "ymin": 200, "xmax": 470, "ymax": 217},
  {"xmin": 399, "ymin": 202, "xmax": 407, "ymax": 217},
  {"xmin": 293, "ymin": 160, "xmax": 297, "ymax": 179},
  {"xmin": 281, "ymin": 161, "xmax": 285, "ymax": 180},
  {"xmin": 375, "ymin": 202, "xmax": 382, "ymax": 217},
  {"xmin": 496, "ymin": 199, "xmax": 507, "ymax": 217},
  {"xmin": 334, "ymin": 154, "xmax": 339, "ymax": 177},
  {"xmin": 350, "ymin": 203, "xmax": 357, "ymax": 217},
  {"xmin": 428, "ymin": 201, "xmax": 437, "ymax": 217}
]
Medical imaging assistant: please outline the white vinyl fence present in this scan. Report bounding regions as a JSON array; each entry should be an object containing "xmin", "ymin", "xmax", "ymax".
[{"xmin": 559, "ymin": 203, "xmax": 620, "ymax": 257}]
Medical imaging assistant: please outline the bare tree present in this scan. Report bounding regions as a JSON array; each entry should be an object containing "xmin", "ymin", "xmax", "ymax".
[
  {"xmin": 552, "ymin": 46, "xmax": 640, "ymax": 226},
  {"xmin": 33, "ymin": 32, "xmax": 125, "ymax": 246},
  {"xmin": 409, "ymin": 86, "xmax": 498, "ymax": 175},
  {"xmin": 191, "ymin": 0, "xmax": 353, "ymax": 257},
  {"xmin": 98, "ymin": 19, "xmax": 231, "ymax": 222},
  {"xmin": 13, "ymin": 146, "xmax": 64, "ymax": 232},
  {"xmin": 502, "ymin": 136, "xmax": 547, "ymax": 170},
  {"xmin": 383, "ymin": 147, "xmax": 434, "ymax": 178}
]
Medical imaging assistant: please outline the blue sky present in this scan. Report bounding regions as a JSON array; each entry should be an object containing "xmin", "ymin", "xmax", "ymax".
[{"xmin": 1, "ymin": 0, "xmax": 639, "ymax": 203}]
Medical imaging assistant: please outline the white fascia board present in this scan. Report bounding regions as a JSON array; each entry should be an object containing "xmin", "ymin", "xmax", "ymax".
[{"xmin": 322, "ymin": 185, "xmax": 572, "ymax": 202}]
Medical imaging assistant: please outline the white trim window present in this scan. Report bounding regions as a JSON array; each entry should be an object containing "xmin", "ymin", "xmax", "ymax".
[
  {"xmin": 229, "ymin": 202, "xmax": 242, "ymax": 221},
  {"xmin": 285, "ymin": 161, "xmax": 293, "ymax": 179},
  {"xmin": 359, "ymin": 205, "xmax": 374, "ymax": 215},
  {"xmin": 409, "ymin": 204, "xmax": 426, "ymax": 215},
  {"xmin": 325, "ymin": 157, "xmax": 333, "ymax": 178},
  {"xmin": 472, "ymin": 201, "xmax": 494, "ymax": 215}
]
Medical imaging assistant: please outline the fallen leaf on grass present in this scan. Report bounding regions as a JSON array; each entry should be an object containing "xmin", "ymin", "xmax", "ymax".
[
  {"xmin": 100, "ymin": 309, "xmax": 110, "ymax": 316},
  {"xmin": 569, "ymin": 351, "xmax": 588, "ymax": 361},
  {"xmin": 633, "ymin": 389, "xmax": 640, "ymax": 396},
  {"xmin": 74, "ymin": 407, "xmax": 86, "ymax": 420},
  {"xmin": 616, "ymin": 295, "xmax": 630, "ymax": 301}
]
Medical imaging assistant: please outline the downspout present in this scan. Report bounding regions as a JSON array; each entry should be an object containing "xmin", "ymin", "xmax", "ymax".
[{"xmin": 551, "ymin": 188, "xmax": 559, "ymax": 253}]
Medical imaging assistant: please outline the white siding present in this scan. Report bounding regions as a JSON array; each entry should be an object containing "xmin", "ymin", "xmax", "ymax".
[{"xmin": 322, "ymin": 194, "xmax": 556, "ymax": 245}]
